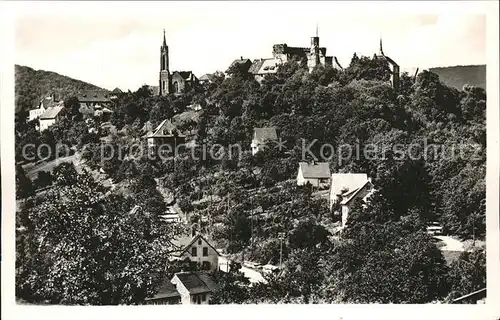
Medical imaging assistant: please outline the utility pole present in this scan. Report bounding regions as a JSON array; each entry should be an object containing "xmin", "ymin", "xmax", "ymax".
[{"xmin": 278, "ymin": 232, "xmax": 285, "ymax": 269}]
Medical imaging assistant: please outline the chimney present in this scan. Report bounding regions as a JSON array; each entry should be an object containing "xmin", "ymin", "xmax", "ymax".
[{"xmin": 240, "ymin": 56, "xmax": 243, "ymax": 60}]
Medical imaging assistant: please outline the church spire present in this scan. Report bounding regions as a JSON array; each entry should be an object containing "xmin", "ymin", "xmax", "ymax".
[
  {"xmin": 379, "ymin": 36, "xmax": 384, "ymax": 56},
  {"xmin": 316, "ymin": 23, "xmax": 319, "ymax": 37},
  {"xmin": 162, "ymin": 29, "xmax": 167, "ymax": 48}
]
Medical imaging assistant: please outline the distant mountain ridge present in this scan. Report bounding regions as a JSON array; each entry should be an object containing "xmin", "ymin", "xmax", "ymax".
[
  {"xmin": 429, "ymin": 65, "xmax": 486, "ymax": 90},
  {"xmin": 15, "ymin": 65, "xmax": 107, "ymax": 113}
]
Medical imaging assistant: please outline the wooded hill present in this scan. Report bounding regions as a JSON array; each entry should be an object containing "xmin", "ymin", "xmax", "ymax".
[
  {"xmin": 15, "ymin": 64, "xmax": 106, "ymax": 113},
  {"xmin": 429, "ymin": 65, "xmax": 486, "ymax": 90}
]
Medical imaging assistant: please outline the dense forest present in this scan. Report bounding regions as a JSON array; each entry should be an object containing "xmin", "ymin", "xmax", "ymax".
[
  {"xmin": 15, "ymin": 64, "xmax": 106, "ymax": 114},
  {"xmin": 16, "ymin": 55, "xmax": 486, "ymax": 304}
]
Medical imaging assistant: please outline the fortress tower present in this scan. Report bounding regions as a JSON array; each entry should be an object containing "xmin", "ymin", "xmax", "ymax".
[
  {"xmin": 376, "ymin": 38, "xmax": 400, "ymax": 90},
  {"xmin": 159, "ymin": 29, "xmax": 170, "ymax": 96}
]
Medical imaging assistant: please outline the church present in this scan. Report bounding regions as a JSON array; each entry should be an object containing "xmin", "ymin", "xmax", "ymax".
[{"xmin": 158, "ymin": 30, "xmax": 198, "ymax": 95}]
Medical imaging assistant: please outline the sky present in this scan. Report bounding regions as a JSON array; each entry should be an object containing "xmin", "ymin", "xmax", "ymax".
[{"xmin": 12, "ymin": 1, "xmax": 488, "ymax": 91}]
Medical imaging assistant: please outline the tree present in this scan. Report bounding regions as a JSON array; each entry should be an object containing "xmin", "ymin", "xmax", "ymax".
[
  {"xmin": 446, "ymin": 246, "xmax": 486, "ymax": 302},
  {"xmin": 33, "ymin": 171, "xmax": 54, "ymax": 190},
  {"xmin": 16, "ymin": 165, "xmax": 34, "ymax": 200},
  {"xmin": 209, "ymin": 269, "xmax": 251, "ymax": 304},
  {"xmin": 16, "ymin": 171, "xmax": 175, "ymax": 305}
]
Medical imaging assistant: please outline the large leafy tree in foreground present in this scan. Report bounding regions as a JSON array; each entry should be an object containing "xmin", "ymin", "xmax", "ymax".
[{"xmin": 16, "ymin": 171, "xmax": 175, "ymax": 305}]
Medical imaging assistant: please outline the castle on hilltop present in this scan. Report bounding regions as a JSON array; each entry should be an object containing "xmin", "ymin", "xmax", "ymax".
[
  {"xmin": 229, "ymin": 29, "xmax": 344, "ymax": 84},
  {"xmin": 159, "ymin": 30, "xmax": 198, "ymax": 96},
  {"xmin": 272, "ymin": 26, "xmax": 343, "ymax": 72}
]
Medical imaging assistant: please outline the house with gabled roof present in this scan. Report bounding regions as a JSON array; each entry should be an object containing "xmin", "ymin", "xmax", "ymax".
[
  {"xmin": 145, "ymin": 279, "xmax": 182, "ymax": 305},
  {"xmin": 296, "ymin": 161, "xmax": 331, "ymax": 189},
  {"xmin": 143, "ymin": 119, "xmax": 186, "ymax": 151},
  {"xmin": 251, "ymin": 127, "xmax": 278, "ymax": 155},
  {"xmin": 171, "ymin": 271, "xmax": 217, "ymax": 305},
  {"xmin": 170, "ymin": 71, "xmax": 199, "ymax": 94},
  {"xmin": 199, "ymin": 73, "xmax": 215, "ymax": 84},
  {"xmin": 168, "ymin": 233, "xmax": 221, "ymax": 272},
  {"xmin": 28, "ymin": 94, "xmax": 63, "ymax": 122},
  {"xmin": 329, "ymin": 173, "xmax": 374, "ymax": 228},
  {"xmin": 39, "ymin": 106, "xmax": 64, "ymax": 132}
]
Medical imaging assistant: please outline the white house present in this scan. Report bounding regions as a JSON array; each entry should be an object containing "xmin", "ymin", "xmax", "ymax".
[
  {"xmin": 145, "ymin": 271, "xmax": 217, "ymax": 305},
  {"xmin": 39, "ymin": 106, "xmax": 64, "ymax": 132},
  {"xmin": 296, "ymin": 162, "xmax": 331, "ymax": 189},
  {"xmin": 28, "ymin": 95, "xmax": 62, "ymax": 122},
  {"xmin": 170, "ymin": 271, "xmax": 217, "ymax": 305},
  {"xmin": 169, "ymin": 234, "xmax": 221, "ymax": 272},
  {"xmin": 251, "ymin": 127, "xmax": 278, "ymax": 155},
  {"xmin": 329, "ymin": 173, "xmax": 374, "ymax": 228},
  {"xmin": 143, "ymin": 119, "xmax": 186, "ymax": 150}
]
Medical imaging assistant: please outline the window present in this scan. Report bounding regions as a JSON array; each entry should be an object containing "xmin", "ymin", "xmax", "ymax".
[
  {"xmin": 203, "ymin": 247, "xmax": 208, "ymax": 256},
  {"xmin": 198, "ymin": 239, "xmax": 202, "ymax": 245},
  {"xmin": 191, "ymin": 247, "xmax": 197, "ymax": 257},
  {"xmin": 202, "ymin": 293, "xmax": 206, "ymax": 302},
  {"xmin": 202, "ymin": 261, "xmax": 211, "ymax": 270},
  {"xmin": 173, "ymin": 82, "xmax": 179, "ymax": 93}
]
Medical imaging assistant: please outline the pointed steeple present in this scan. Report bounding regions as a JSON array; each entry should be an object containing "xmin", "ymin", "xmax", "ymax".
[
  {"xmin": 162, "ymin": 29, "xmax": 167, "ymax": 48},
  {"xmin": 316, "ymin": 23, "xmax": 319, "ymax": 37},
  {"xmin": 379, "ymin": 36, "xmax": 384, "ymax": 56}
]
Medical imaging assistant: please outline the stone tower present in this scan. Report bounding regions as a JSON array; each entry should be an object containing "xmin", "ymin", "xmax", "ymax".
[
  {"xmin": 307, "ymin": 26, "xmax": 321, "ymax": 72},
  {"xmin": 159, "ymin": 29, "xmax": 170, "ymax": 96}
]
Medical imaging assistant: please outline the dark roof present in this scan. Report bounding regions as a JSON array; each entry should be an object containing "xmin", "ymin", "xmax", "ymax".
[
  {"xmin": 228, "ymin": 58, "xmax": 252, "ymax": 72},
  {"xmin": 146, "ymin": 279, "xmax": 181, "ymax": 301},
  {"xmin": 111, "ymin": 87, "xmax": 123, "ymax": 93},
  {"xmin": 77, "ymin": 90, "xmax": 111, "ymax": 103},
  {"xmin": 174, "ymin": 272, "xmax": 217, "ymax": 294},
  {"xmin": 40, "ymin": 106, "xmax": 64, "ymax": 119},
  {"xmin": 253, "ymin": 127, "xmax": 278, "ymax": 144},
  {"xmin": 172, "ymin": 71, "xmax": 197, "ymax": 82},
  {"xmin": 298, "ymin": 162, "xmax": 331, "ymax": 179},
  {"xmin": 145, "ymin": 119, "xmax": 185, "ymax": 138}
]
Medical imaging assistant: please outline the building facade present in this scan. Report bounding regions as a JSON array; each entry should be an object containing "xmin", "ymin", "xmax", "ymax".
[
  {"xmin": 39, "ymin": 106, "xmax": 64, "ymax": 132},
  {"xmin": 296, "ymin": 162, "xmax": 331, "ymax": 189},
  {"xmin": 329, "ymin": 173, "xmax": 374, "ymax": 228},
  {"xmin": 158, "ymin": 30, "xmax": 198, "ymax": 95}
]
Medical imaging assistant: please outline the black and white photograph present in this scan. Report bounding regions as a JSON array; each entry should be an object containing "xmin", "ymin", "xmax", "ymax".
[{"xmin": 1, "ymin": 1, "xmax": 499, "ymax": 318}]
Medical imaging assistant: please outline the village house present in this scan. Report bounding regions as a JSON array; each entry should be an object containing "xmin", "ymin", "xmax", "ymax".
[
  {"xmin": 296, "ymin": 162, "xmax": 331, "ymax": 189},
  {"xmin": 329, "ymin": 173, "xmax": 374, "ymax": 228},
  {"xmin": 145, "ymin": 280, "xmax": 182, "ymax": 305},
  {"xmin": 171, "ymin": 271, "xmax": 217, "ymax": 305},
  {"xmin": 77, "ymin": 90, "xmax": 112, "ymax": 118},
  {"xmin": 168, "ymin": 233, "xmax": 221, "ymax": 272},
  {"xmin": 251, "ymin": 127, "xmax": 278, "ymax": 155},
  {"xmin": 28, "ymin": 94, "xmax": 63, "ymax": 122},
  {"xmin": 199, "ymin": 73, "xmax": 215, "ymax": 84},
  {"xmin": 39, "ymin": 105, "xmax": 64, "ymax": 132},
  {"xmin": 143, "ymin": 119, "xmax": 186, "ymax": 151},
  {"xmin": 226, "ymin": 57, "xmax": 253, "ymax": 76}
]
